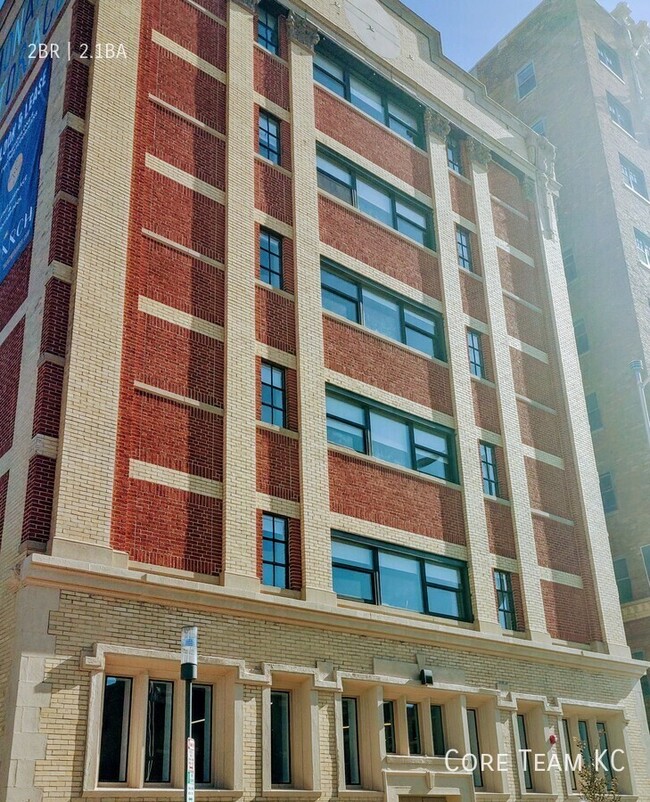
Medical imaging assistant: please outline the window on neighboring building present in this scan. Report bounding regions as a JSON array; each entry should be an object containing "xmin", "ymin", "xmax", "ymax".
[
  {"xmin": 316, "ymin": 149, "xmax": 433, "ymax": 247},
  {"xmin": 313, "ymin": 48, "xmax": 423, "ymax": 146},
  {"xmin": 607, "ymin": 92, "xmax": 634, "ymax": 135},
  {"xmin": 641, "ymin": 544, "xmax": 650, "ymax": 584},
  {"xmin": 259, "ymin": 110, "xmax": 281, "ymax": 164},
  {"xmin": 635, "ymin": 228, "xmax": 650, "ymax": 266},
  {"xmin": 614, "ymin": 557, "xmax": 633, "ymax": 603},
  {"xmin": 431, "ymin": 705, "xmax": 446, "ymax": 756},
  {"xmin": 447, "ymin": 132, "xmax": 464, "ymax": 174},
  {"xmin": 561, "ymin": 245, "xmax": 578, "ymax": 282},
  {"xmin": 260, "ymin": 229, "xmax": 283, "ymax": 289},
  {"xmin": 596, "ymin": 36, "xmax": 623, "ymax": 78},
  {"xmin": 383, "ymin": 701, "xmax": 396, "ymax": 754},
  {"xmin": 466, "ymin": 709, "xmax": 484, "ymax": 788},
  {"xmin": 257, "ymin": 4, "xmax": 279, "ymax": 55},
  {"xmin": 456, "ymin": 226, "xmax": 475, "ymax": 272},
  {"xmin": 632, "ymin": 651, "xmax": 650, "ymax": 698},
  {"xmin": 562, "ymin": 718, "xmax": 578, "ymax": 791},
  {"xmin": 145, "ymin": 680, "xmax": 174, "ymax": 783},
  {"xmin": 517, "ymin": 714, "xmax": 534, "ymax": 790},
  {"xmin": 480, "ymin": 442, "xmax": 499, "ymax": 497},
  {"xmin": 620, "ymin": 154, "xmax": 648, "ymax": 198},
  {"xmin": 573, "ymin": 319, "xmax": 590, "ymax": 354},
  {"xmin": 467, "ymin": 329, "xmax": 486, "ymax": 378},
  {"xmin": 495, "ymin": 570, "xmax": 517, "ymax": 630},
  {"xmin": 586, "ymin": 392, "xmax": 603, "ymax": 431},
  {"xmin": 99, "ymin": 676, "xmax": 132, "ymax": 783},
  {"xmin": 599, "ymin": 472, "xmax": 618, "ymax": 513},
  {"xmin": 325, "ymin": 389, "xmax": 457, "ymax": 481},
  {"xmin": 271, "ymin": 690, "xmax": 291, "ymax": 784},
  {"xmin": 406, "ymin": 703, "xmax": 422, "ymax": 755},
  {"xmin": 597, "ymin": 722, "xmax": 615, "ymax": 786},
  {"xmin": 262, "ymin": 513, "xmax": 288, "ymax": 589},
  {"xmin": 531, "ymin": 118, "xmax": 546, "ymax": 136},
  {"xmin": 331, "ymin": 533, "xmax": 472, "ymax": 621},
  {"xmin": 516, "ymin": 62, "xmax": 537, "ymax": 99},
  {"xmin": 342, "ymin": 698, "xmax": 361, "ymax": 786},
  {"xmin": 261, "ymin": 362, "xmax": 286, "ymax": 427},
  {"xmin": 321, "ymin": 264, "xmax": 446, "ymax": 360}
]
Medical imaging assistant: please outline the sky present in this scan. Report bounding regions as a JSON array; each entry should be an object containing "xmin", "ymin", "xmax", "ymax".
[{"xmin": 401, "ymin": 0, "xmax": 650, "ymax": 70}]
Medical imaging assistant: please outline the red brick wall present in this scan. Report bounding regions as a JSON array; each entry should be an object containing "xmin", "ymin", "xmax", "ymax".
[
  {"xmin": 55, "ymin": 128, "xmax": 84, "ymax": 196},
  {"xmin": 49, "ymin": 199, "xmax": 78, "ymax": 266},
  {"xmin": 0, "ymin": 472, "xmax": 8, "ymax": 552},
  {"xmin": 459, "ymin": 271, "xmax": 487, "ymax": 322},
  {"xmin": 329, "ymin": 451, "xmax": 466, "ymax": 544},
  {"xmin": 449, "ymin": 173, "xmax": 476, "ymax": 221},
  {"xmin": 498, "ymin": 248, "xmax": 541, "ymax": 307},
  {"xmin": 63, "ymin": 59, "xmax": 90, "ymax": 118},
  {"xmin": 256, "ymin": 429, "xmax": 301, "ymax": 502},
  {"xmin": 319, "ymin": 197, "xmax": 441, "ymax": 299},
  {"xmin": 40, "ymin": 279, "xmax": 71, "ymax": 357},
  {"xmin": 0, "ymin": 247, "xmax": 30, "ymax": 331},
  {"xmin": 254, "ymin": 47, "xmax": 290, "ymax": 110},
  {"xmin": 525, "ymin": 457, "xmax": 571, "ymax": 519},
  {"xmin": 485, "ymin": 499, "xmax": 516, "ymax": 558},
  {"xmin": 255, "ymin": 160, "xmax": 293, "ymax": 225},
  {"xmin": 256, "ymin": 286, "xmax": 296, "ymax": 354},
  {"xmin": 510, "ymin": 348, "xmax": 556, "ymax": 409},
  {"xmin": 256, "ymin": 509, "xmax": 302, "ymax": 591},
  {"xmin": 472, "ymin": 381, "xmax": 501, "ymax": 434},
  {"xmin": 517, "ymin": 399, "xmax": 560, "ymax": 455},
  {"xmin": 533, "ymin": 514, "xmax": 581, "ymax": 572},
  {"xmin": 32, "ymin": 363, "xmax": 64, "ymax": 438},
  {"xmin": 541, "ymin": 580, "xmax": 592, "ymax": 644},
  {"xmin": 488, "ymin": 162, "xmax": 527, "ymax": 214},
  {"xmin": 323, "ymin": 317, "xmax": 453, "ymax": 416},
  {"xmin": 492, "ymin": 201, "xmax": 533, "ymax": 257},
  {"xmin": 158, "ymin": 0, "xmax": 227, "ymax": 70},
  {"xmin": 21, "ymin": 456, "xmax": 56, "ymax": 546},
  {"xmin": 314, "ymin": 87, "xmax": 431, "ymax": 195},
  {"xmin": 0, "ymin": 320, "xmax": 25, "ymax": 459},
  {"xmin": 504, "ymin": 296, "xmax": 547, "ymax": 352}
]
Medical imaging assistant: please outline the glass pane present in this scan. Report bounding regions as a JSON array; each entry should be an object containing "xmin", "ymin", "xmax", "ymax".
[
  {"xmin": 99, "ymin": 676, "xmax": 131, "ymax": 783},
  {"xmin": 413, "ymin": 427, "xmax": 448, "ymax": 454},
  {"xmin": 370, "ymin": 411, "xmax": 410, "ymax": 467},
  {"xmin": 323, "ymin": 289, "xmax": 358, "ymax": 321},
  {"xmin": 467, "ymin": 709, "xmax": 483, "ymax": 788},
  {"xmin": 314, "ymin": 53, "xmax": 344, "ymax": 82},
  {"xmin": 357, "ymin": 180, "xmax": 393, "ymax": 227},
  {"xmin": 431, "ymin": 705, "xmax": 446, "ymax": 756},
  {"xmin": 332, "ymin": 540, "xmax": 374, "ymax": 568},
  {"xmin": 383, "ymin": 701, "xmax": 396, "ymax": 754},
  {"xmin": 405, "ymin": 327, "xmax": 434, "ymax": 356},
  {"xmin": 317, "ymin": 156, "xmax": 352, "ymax": 185},
  {"xmin": 342, "ymin": 698, "xmax": 361, "ymax": 786},
  {"xmin": 396, "ymin": 201, "xmax": 426, "ymax": 227},
  {"xmin": 333, "ymin": 566, "xmax": 374, "ymax": 602},
  {"xmin": 406, "ymin": 703, "xmax": 421, "ymax": 754},
  {"xmin": 396, "ymin": 216, "xmax": 426, "ymax": 245},
  {"xmin": 427, "ymin": 586, "xmax": 460, "ymax": 618},
  {"xmin": 578, "ymin": 720, "xmax": 592, "ymax": 764},
  {"xmin": 415, "ymin": 448, "xmax": 448, "ymax": 478},
  {"xmin": 378, "ymin": 551, "xmax": 424, "ymax": 612},
  {"xmin": 322, "ymin": 270, "xmax": 358, "ymax": 298},
  {"xmin": 192, "ymin": 685, "xmax": 212, "ymax": 784},
  {"xmin": 326, "ymin": 395, "xmax": 365, "ymax": 425},
  {"xmin": 425, "ymin": 562, "xmax": 462, "ymax": 589},
  {"xmin": 389, "ymin": 116, "xmax": 417, "ymax": 143},
  {"xmin": 362, "ymin": 289, "xmax": 401, "ymax": 341},
  {"xmin": 350, "ymin": 76, "xmax": 384, "ymax": 122},
  {"xmin": 327, "ymin": 419, "xmax": 365, "ymax": 452},
  {"xmin": 271, "ymin": 691, "xmax": 291, "ymax": 784},
  {"xmin": 145, "ymin": 680, "xmax": 173, "ymax": 783},
  {"xmin": 404, "ymin": 308, "xmax": 435, "ymax": 334}
]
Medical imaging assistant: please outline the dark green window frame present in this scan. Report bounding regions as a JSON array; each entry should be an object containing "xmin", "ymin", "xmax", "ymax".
[
  {"xmin": 313, "ymin": 45, "xmax": 424, "ymax": 148},
  {"xmin": 406, "ymin": 703, "xmax": 422, "ymax": 754},
  {"xmin": 495, "ymin": 569, "xmax": 517, "ymax": 630},
  {"xmin": 430, "ymin": 704, "xmax": 446, "ymax": 756},
  {"xmin": 446, "ymin": 132, "xmax": 464, "ymax": 175},
  {"xmin": 597, "ymin": 722, "xmax": 615, "ymax": 787},
  {"xmin": 331, "ymin": 531, "xmax": 473, "ymax": 623},
  {"xmin": 383, "ymin": 701, "xmax": 396, "ymax": 754},
  {"xmin": 467, "ymin": 329, "xmax": 485, "ymax": 379},
  {"xmin": 325, "ymin": 387, "xmax": 458, "ymax": 483},
  {"xmin": 456, "ymin": 225, "xmax": 474, "ymax": 272},
  {"xmin": 316, "ymin": 147, "xmax": 434, "ymax": 249},
  {"xmin": 517, "ymin": 714, "xmax": 534, "ymax": 790},
  {"xmin": 321, "ymin": 261, "xmax": 446, "ymax": 361},
  {"xmin": 480, "ymin": 442, "xmax": 499, "ymax": 497},
  {"xmin": 257, "ymin": 3, "xmax": 280, "ymax": 56}
]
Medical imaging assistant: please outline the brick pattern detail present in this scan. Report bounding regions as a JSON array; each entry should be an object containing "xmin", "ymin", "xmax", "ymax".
[
  {"xmin": 55, "ymin": 128, "xmax": 85, "ymax": 196},
  {"xmin": 323, "ymin": 317, "xmax": 453, "ymax": 416},
  {"xmin": 21, "ymin": 456, "xmax": 56, "ymax": 545},
  {"xmin": 0, "ymin": 246, "xmax": 30, "ymax": 331},
  {"xmin": 504, "ymin": 295, "xmax": 547, "ymax": 353},
  {"xmin": 517, "ymin": 399, "xmax": 560, "ymax": 455},
  {"xmin": 449, "ymin": 173, "xmax": 476, "ymax": 221},
  {"xmin": 254, "ymin": 47, "xmax": 290, "ymax": 110},
  {"xmin": 255, "ymin": 160, "xmax": 293, "ymax": 225},
  {"xmin": 70, "ymin": 0, "xmax": 95, "ymax": 52},
  {"xmin": 32, "ymin": 362, "xmax": 64, "ymax": 438},
  {"xmin": 256, "ymin": 509, "xmax": 302, "ymax": 591},
  {"xmin": 498, "ymin": 248, "xmax": 541, "ymax": 307},
  {"xmin": 40, "ymin": 279, "xmax": 71, "ymax": 357},
  {"xmin": 533, "ymin": 515, "xmax": 581, "ymax": 573},
  {"xmin": 256, "ymin": 286, "xmax": 296, "ymax": 354},
  {"xmin": 472, "ymin": 380, "xmax": 501, "ymax": 434},
  {"xmin": 49, "ymin": 199, "xmax": 78, "ymax": 266},
  {"xmin": 510, "ymin": 348, "xmax": 555, "ymax": 409},
  {"xmin": 0, "ymin": 320, "xmax": 25, "ymax": 458},
  {"xmin": 319, "ymin": 197, "xmax": 441, "ymax": 300},
  {"xmin": 314, "ymin": 87, "xmax": 431, "ymax": 195},
  {"xmin": 525, "ymin": 456, "xmax": 571, "ymax": 519},
  {"xmin": 485, "ymin": 499, "xmax": 516, "ymax": 558},
  {"xmin": 541, "ymin": 580, "xmax": 592, "ymax": 644},
  {"xmin": 63, "ymin": 59, "xmax": 90, "ymax": 118},
  {"xmin": 459, "ymin": 271, "xmax": 487, "ymax": 322},
  {"xmin": 492, "ymin": 201, "xmax": 533, "ymax": 257},
  {"xmin": 329, "ymin": 451, "xmax": 466, "ymax": 545},
  {"xmin": 256, "ymin": 429, "xmax": 301, "ymax": 502},
  {"xmin": 0, "ymin": 472, "xmax": 7, "ymax": 552},
  {"xmin": 487, "ymin": 162, "xmax": 527, "ymax": 215},
  {"xmin": 159, "ymin": 0, "xmax": 227, "ymax": 70}
]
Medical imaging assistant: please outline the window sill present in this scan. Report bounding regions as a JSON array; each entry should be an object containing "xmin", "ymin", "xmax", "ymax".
[
  {"xmin": 470, "ymin": 375, "xmax": 496, "ymax": 389},
  {"xmin": 459, "ymin": 265, "xmax": 484, "ymax": 281},
  {"xmin": 337, "ymin": 597, "xmax": 474, "ymax": 629},
  {"xmin": 337, "ymin": 791, "xmax": 385, "ymax": 799},
  {"xmin": 88, "ymin": 791, "xmax": 244, "ymax": 800},
  {"xmin": 259, "ymin": 791, "xmax": 321, "ymax": 799},
  {"xmin": 610, "ymin": 119, "xmax": 637, "ymax": 141},
  {"xmin": 622, "ymin": 182, "xmax": 650, "ymax": 205},
  {"xmin": 448, "ymin": 167, "xmax": 472, "ymax": 185},
  {"xmin": 255, "ymin": 279, "xmax": 295, "ymax": 302},
  {"xmin": 254, "ymin": 153, "xmax": 293, "ymax": 179},
  {"xmin": 483, "ymin": 494, "xmax": 511, "ymax": 507},
  {"xmin": 256, "ymin": 420, "xmax": 299, "ymax": 440},
  {"xmin": 254, "ymin": 41, "xmax": 288, "ymax": 66},
  {"xmin": 599, "ymin": 61, "xmax": 625, "ymax": 84}
]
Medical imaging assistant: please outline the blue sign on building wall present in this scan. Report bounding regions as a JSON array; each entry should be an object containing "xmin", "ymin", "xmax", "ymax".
[{"xmin": 0, "ymin": 58, "xmax": 51, "ymax": 284}]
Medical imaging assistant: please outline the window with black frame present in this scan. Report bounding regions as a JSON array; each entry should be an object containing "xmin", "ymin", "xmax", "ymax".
[
  {"xmin": 456, "ymin": 225, "xmax": 474, "ymax": 272},
  {"xmin": 383, "ymin": 701, "xmax": 397, "ymax": 754},
  {"xmin": 447, "ymin": 132, "xmax": 464, "ymax": 174},
  {"xmin": 517, "ymin": 714, "xmax": 534, "ymax": 790},
  {"xmin": 342, "ymin": 697, "xmax": 361, "ymax": 786},
  {"xmin": 145, "ymin": 680, "xmax": 173, "ymax": 784},
  {"xmin": 431, "ymin": 704, "xmax": 446, "ymax": 756},
  {"xmin": 331, "ymin": 533, "xmax": 472, "ymax": 622},
  {"xmin": 257, "ymin": 3, "xmax": 280, "ymax": 55},
  {"xmin": 467, "ymin": 329, "xmax": 486, "ymax": 379},
  {"xmin": 261, "ymin": 362, "xmax": 286, "ymax": 427},
  {"xmin": 99, "ymin": 676, "xmax": 132, "ymax": 783},
  {"xmin": 480, "ymin": 442, "xmax": 499, "ymax": 497},
  {"xmin": 406, "ymin": 703, "xmax": 422, "ymax": 754},
  {"xmin": 607, "ymin": 92, "xmax": 634, "ymax": 135},
  {"xmin": 259, "ymin": 111, "xmax": 281, "ymax": 164},
  {"xmin": 259, "ymin": 229, "xmax": 283, "ymax": 289},
  {"xmin": 494, "ymin": 570, "xmax": 517, "ymax": 631},
  {"xmin": 271, "ymin": 690, "xmax": 291, "ymax": 784}
]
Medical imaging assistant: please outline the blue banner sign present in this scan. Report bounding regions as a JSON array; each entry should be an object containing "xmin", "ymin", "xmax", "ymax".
[
  {"xmin": 0, "ymin": 0, "xmax": 66, "ymax": 118},
  {"xmin": 0, "ymin": 58, "xmax": 51, "ymax": 283}
]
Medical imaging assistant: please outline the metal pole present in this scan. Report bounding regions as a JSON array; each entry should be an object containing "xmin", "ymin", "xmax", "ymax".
[{"xmin": 180, "ymin": 626, "xmax": 198, "ymax": 802}]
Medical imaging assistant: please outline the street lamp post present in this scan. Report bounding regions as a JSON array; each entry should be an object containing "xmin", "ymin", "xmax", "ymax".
[
  {"xmin": 629, "ymin": 360, "xmax": 650, "ymax": 449},
  {"xmin": 181, "ymin": 626, "xmax": 198, "ymax": 802}
]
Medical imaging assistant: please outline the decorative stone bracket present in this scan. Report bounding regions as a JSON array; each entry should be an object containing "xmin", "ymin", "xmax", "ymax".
[
  {"xmin": 424, "ymin": 108, "xmax": 451, "ymax": 141},
  {"xmin": 288, "ymin": 12, "xmax": 320, "ymax": 50}
]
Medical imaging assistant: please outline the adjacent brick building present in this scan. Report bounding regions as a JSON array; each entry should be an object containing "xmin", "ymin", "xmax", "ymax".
[
  {"xmin": 0, "ymin": 0, "xmax": 648, "ymax": 799},
  {"xmin": 475, "ymin": 0, "xmax": 650, "ymax": 727}
]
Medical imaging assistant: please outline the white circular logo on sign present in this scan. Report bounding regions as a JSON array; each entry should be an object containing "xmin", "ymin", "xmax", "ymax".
[
  {"xmin": 8, "ymin": 152, "xmax": 23, "ymax": 192},
  {"xmin": 344, "ymin": 0, "xmax": 400, "ymax": 59}
]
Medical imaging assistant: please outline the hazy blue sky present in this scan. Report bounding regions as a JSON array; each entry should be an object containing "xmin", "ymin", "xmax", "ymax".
[{"xmin": 402, "ymin": 0, "xmax": 650, "ymax": 70}]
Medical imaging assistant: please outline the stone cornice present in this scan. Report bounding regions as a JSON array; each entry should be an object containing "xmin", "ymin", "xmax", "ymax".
[
  {"xmin": 231, "ymin": 0, "xmax": 259, "ymax": 11},
  {"xmin": 466, "ymin": 136, "xmax": 492, "ymax": 167},
  {"xmin": 424, "ymin": 108, "xmax": 451, "ymax": 141},
  {"xmin": 287, "ymin": 12, "xmax": 320, "ymax": 51}
]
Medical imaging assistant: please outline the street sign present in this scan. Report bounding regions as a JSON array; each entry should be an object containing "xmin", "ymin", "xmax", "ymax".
[{"xmin": 186, "ymin": 737, "xmax": 195, "ymax": 802}]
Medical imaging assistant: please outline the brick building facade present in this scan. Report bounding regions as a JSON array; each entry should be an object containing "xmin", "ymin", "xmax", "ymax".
[
  {"xmin": 0, "ymin": 0, "xmax": 648, "ymax": 799},
  {"xmin": 475, "ymin": 0, "xmax": 650, "ymax": 727}
]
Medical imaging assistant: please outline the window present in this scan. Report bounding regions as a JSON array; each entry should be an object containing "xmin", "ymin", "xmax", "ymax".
[
  {"xmin": 562, "ymin": 718, "xmax": 578, "ymax": 791},
  {"xmin": 531, "ymin": 118, "xmax": 546, "ymax": 136},
  {"xmin": 633, "ymin": 651, "xmax": 650, "ymax": 698},
  {"xmin": 578, "ymin": 719, "xmax": 592, "ymax": 765},
  {"xmin": 259, "ymin": 111, "xmax": 281, "ymax": 164},
  {"xmin": 271, "ymin": 691, "xmax": 291, "ymax": 784},
  {"xmin": 641, "ymin": 544, "xmax": 650, "ymax": 584},
  {"xmin": 261, "ymin": 363, "xmax": 286, "ymax": 427},
  {"xmin": 99, "ymin": 676, "xmax": 132, "ymax": 783},
  {"xmin": 192, "ymin": 685, "xmax": 213, "ymax": 784},
  {"xmin": 620, "ymin": 155, "xmax": 648, "ymax": 198},
  {"xmin": 145, "ymin": 680, "xmax": 173, "ymax": 783},
  {"xmin": 456, "ymin": 226, "xmax": 474, "ymax": 272},
  {"xmin": 431, "ymin": 705, "xmax": 446, "ymax": 756},
  {"xmin": 383, "ymin": 701, "xmax": 396, "ymax": 754},
  {"xmin": 561, "ymin": 245, "xmax": 577, "ymax": 282},
  {"xmin": 313, "ymin": 48, "xmax": 422, "ymax": 146},
  {"xmin": 342, "ymin": 698, "xmax": 361, "ymax": 786},
  {"xmin": 326, "ymin": 389, "xmax": 457, "ymax": 482},
  {"xmin": 259, "ymin": 229, "xmax": 283, "ymax": 288},
  {"xmin": 480, "ymin": 443, "xmax": 499, "ymax": 497},
  {"xmin": 321, "ymin": 264, "xmax": 446, "ymax": 359},
  {"xmin": 316, "ymin": 149, "xmax": 433, "ymax": 247},
  {"xmin": 495, "ymin": 570, "xmax": 517, "ymax": 630},
  {"xmin": 597, "ymin": 722, "xmax": 615, "ymax": 786},
  {"xmin": 573, "ymin": 319, "xmax": 590, "ymax": 354},
  {"xmin": 586, "ymin": 392, "xmax": 603, "ymax": 431},
  {"xmin": 517, "ymin": 714, "xmax": 534, "ymax": 790},
  {"xmin": 607, "ymin": 92, "xmax": 634, "ymax": 135},
  {"xmin": 635, "ymin": 228, "xmax": 650, "ymax": 265},
  {"xmin": 447, "ymin": 132, "xmax": 464, "ymax": 174},
  {"xmin": 614, "ymin": 558, "xmax": 633, "ymax": 603},
  {"xmin": 257, "ymin": 4, "xmax": 279, "ymax": 55},
  {"xmin": 597, "ymin": 36, "xmax": 623, "ymax": 78},
  {"xmin": 516, "ymin": 62, "xmax": 537, "ymax": 99},
  {"xmin": 466, "ymin": 709, "xmax": 483, "ymax": 788},
  {"xmin": 262, "ymin": 513, "xmax": 288, "ymax": 588},
  {"xmin": 406, "ymin": 703, "xmax": 421, "ymax": 754},
  {"xmin": 467, "ymin": 329, "xmax": 486, "ymax": 379},
  {"xmin": 331, "ymin": 533, "xmax": 472, "ymax": 621},
  {"xmin": 599, "ymin": 472, "xmax": 618, "ymax": 513}
]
